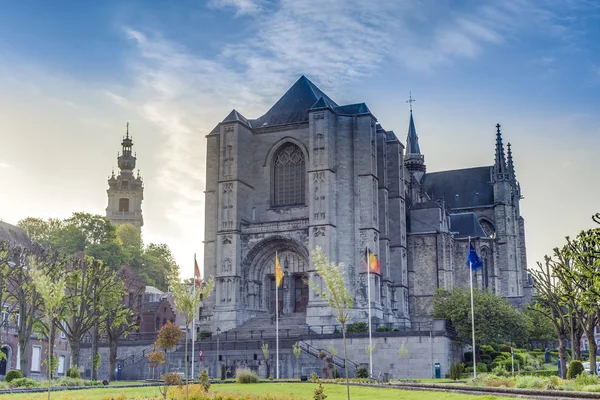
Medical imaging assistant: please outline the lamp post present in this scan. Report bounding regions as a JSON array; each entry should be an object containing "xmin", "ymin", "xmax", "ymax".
[
  {"xmin": 428, "ymin": 321, "xmax": 434, "ymax": 379},
  {"xmin": 216, "ymin": 327, "xmax": 221, "ymax": 370}
]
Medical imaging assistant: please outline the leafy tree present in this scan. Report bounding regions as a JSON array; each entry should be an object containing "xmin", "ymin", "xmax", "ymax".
[
  {"xmin": 140, "ymin": 243, "xmax": 179, "ymax": 291},
  {"xmin": 524, "ymin": 308, "xmax": 557, "ymax": 349},
  {"xmin": 153, "ymin": 321, "xmax": 184, "ymax": 400},
  {"xmin": 58, "ymin": 254, "xmax": 121, "ymax": 366},
  {"xmin": 31, "ymin": 262, "xmax": 66, "ymax": 400},
  {"xmin": 105, "ymin": 266, "xmax": 146, "ymax": 381},
  {"xmin": 432, "ymin": 287, "xmax": 528, "ymax": 356},
  {"xmin": 7, "ymin": 245, "xmax": 49, "ymax": 375},
  {"xmin": 530, "ymin": 258, "xmax": 570, "ymax": 378},
  {"xmin": 308, "ymin": 247, "xmax": 354, "ymax": 400},
  {"xmin": 169, "ymin": 273, "xmax": 214, "ymax": 400}
]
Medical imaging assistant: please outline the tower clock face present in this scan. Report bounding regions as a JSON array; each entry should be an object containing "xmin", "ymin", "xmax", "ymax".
[{"xmin": 479, "ymin": 219, "xmax": 496, "ymax": 238}]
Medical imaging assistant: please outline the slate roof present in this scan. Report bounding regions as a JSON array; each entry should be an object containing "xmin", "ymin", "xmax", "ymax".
[
  {"xmin": 334, "ymin": 103, "xmax": 371, "ymax": 115},
  {"xmin": 450, "ymin": 213, "xmax": 487, "ymax": 238},
  {"xmin": 422, "ymin": 166, "xmax": 494, "ymax": 209},
  {"xmin": 250, "ymin": 76, "xmax": 338, "ymax": 128},
  {"xmin": 222, "ymin": 109, "xmax": 250, "ymax": 126},
  {"xmin": 406, "ymin": 112, "xmax": 421, "ymax": 154},
  {"xmin": 0, "ymin": 221, "xmax": 32, "ymax": 247}
]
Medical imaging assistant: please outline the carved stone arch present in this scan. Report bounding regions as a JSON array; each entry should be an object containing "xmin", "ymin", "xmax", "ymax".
[
  {"xmin": 478, "ymin": 218, "xmax": 496, "ymax": 238},
  {"xmin": 263, "ymin": 137, "xmax": 310, "ymax": 167},
  {"xmin": 242, "ymin": 236, "xmax": 309, "ymax": 312}
]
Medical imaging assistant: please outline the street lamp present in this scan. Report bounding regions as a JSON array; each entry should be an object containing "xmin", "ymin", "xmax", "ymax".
[
  {"xmin": 428, "ymin": 321, "xmax": 434, "ymax": 379},
  {"xmin": 216, "ymin": 327, "xmax": 221, "ymax": 368}
]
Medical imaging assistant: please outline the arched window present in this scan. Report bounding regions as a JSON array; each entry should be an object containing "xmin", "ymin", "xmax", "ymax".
[
  {"xmin": 272, "ymin": 143, "xmax": 305, "ymax": 206},
  {"xmin": 119, "ymin": 198, "xmax": 129, "ymax": 212},
  {"xmin": 121, "ymin": 181, "xmax": 129, "ymax": 189}
]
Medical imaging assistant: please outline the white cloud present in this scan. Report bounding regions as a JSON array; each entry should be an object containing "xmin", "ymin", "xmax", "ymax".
[
  {"xmin": 113, "ymin": 0, "xmax": 585, "ymax": 275},
  {"xmin": 207, "ymin": 0, "xmax": 266, "ymax": 15}
]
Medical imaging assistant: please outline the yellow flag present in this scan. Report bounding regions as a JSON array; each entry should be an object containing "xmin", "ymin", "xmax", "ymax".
[{"xmin": 275, "ymin": 252, "xmax": 283, "ymax": 287}]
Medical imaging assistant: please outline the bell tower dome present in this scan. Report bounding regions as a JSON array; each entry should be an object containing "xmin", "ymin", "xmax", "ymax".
[{"xmin": 106, "ymin": 122, "xmax": 144, "ymax": 230}]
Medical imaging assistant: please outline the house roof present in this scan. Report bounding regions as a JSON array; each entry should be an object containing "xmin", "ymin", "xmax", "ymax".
[
  {"xmin": 422, "ymin": 166, "xmax": 494, "ymax": 209},
  {"xmin": 450, "ymin": 213, "xmax": 487, "ymax": 238}
]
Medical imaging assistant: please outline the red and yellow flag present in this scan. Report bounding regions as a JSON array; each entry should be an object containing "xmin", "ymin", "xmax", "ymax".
[
  {"xmin": 365, "ymin": 247, "xmax": 381, "ymax": 274},
  {"xmin": 275, "ymin": 252, "xmax": 283, "ymax": 287},
  {"xmin": 194, "ymin": 257, "xmax": 201, "ymax": 288}
]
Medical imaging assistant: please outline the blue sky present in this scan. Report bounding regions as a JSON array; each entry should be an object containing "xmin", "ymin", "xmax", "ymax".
[{"xmin": 0, "ymin": 0, "xmax": 599, "ymax": 276}]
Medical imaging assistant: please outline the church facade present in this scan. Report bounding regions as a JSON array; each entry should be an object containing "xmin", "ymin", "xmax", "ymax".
[{"xmin": 202, "ymin": 76, "xmax": 532, "ymax": 332}]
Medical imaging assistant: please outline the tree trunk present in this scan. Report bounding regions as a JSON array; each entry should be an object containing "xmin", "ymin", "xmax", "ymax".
[
  {"xmin": 19, "ymin": 338, "xmax": 30, "ymax": 376},
  {"xmin": 91, "ymin": 323, "xmax": 99, "ymax": 381},
  {"xmin": 71, "ymin": 340, "xmax": 81, "ymax": 369},
  {"xmin": 570, "ymin": 315, "xmax": 576, "ymax": 361},
  {"xmin": 341, "ymin": 323, "xmax": 350, "ymax": 400},
  {"xmin": 559, "ymin": 334, "xmax": 567, "ymax": 379},
  {"xmin": 109, "ymin": 339, "xmax": 118, "ymax": 381},
  {"xmin": 587, "ymin": 315, "xmax": 598, "ymax": 375},
  {"xmin": 49, "ymin": 322, "xmax": 56, "ymax": 379},
  {"xmin": 185, "ymin": 327, "xmax": 189, "ymax": 400}
]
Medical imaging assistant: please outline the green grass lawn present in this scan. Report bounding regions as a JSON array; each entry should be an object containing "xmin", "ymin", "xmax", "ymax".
[{"xmin": 0, "ymin": 382, "xmax": 523, "ymax": 400}]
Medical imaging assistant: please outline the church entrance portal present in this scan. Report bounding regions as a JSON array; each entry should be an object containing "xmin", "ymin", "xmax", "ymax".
[
  {"xmin": 294, "ymin": 276, "xmax": 308, "ymax": 313},
  {"xmin": 269, "ymin": 277, "xmax": 284, "ymax": 314}
]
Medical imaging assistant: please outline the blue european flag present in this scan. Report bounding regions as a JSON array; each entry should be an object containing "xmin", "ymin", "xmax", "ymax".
[{"xmin": 467, "ymin": 243, "xmax": 483, "ymax": 271}]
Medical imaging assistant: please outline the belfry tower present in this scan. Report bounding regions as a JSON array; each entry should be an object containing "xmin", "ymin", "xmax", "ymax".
[{"xmin": 106, "ymin": 123, "xmax": 144, "ymax": 230}]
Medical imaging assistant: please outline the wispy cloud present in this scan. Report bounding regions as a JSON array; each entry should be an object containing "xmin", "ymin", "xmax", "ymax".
[
  {"xmin": 207, "ymin": 0, "xmax": 266, "ymax": 15},
  {"xmin": 0, "ymin": 163, "xmax": 12, "ymax": 169},
  {"xmin": 113, "ymin": 0, "xmax": 590, "ymax": 271}
]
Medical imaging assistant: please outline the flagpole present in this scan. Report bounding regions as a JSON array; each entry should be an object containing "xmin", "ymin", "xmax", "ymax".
[
  {"xmin": 275, "ymin": 251, "xmax": 279, "ymax": 380},
  {"xmin": 192, "ymin": 253, "xmax": 196, "ymax": 382},
  {"xmin": 367, "ymin": 247, "xmax": 373, "ymax": 378},
  {"xmin": 468, "ymin": 238, "xmax": 477, "ymax": 378}
]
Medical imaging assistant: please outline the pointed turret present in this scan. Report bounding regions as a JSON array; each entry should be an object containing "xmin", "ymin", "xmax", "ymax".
[
  {"xmin": 493, "ymin": 123, "xmax": 508, "ymax": 179},
  {"xmin": 405, "ymin": 111, "xmax": 421, "ymax": 155},
  {"xmin": 507, "ymin": 142, "xmax": 515, "ymax": 181},
  {"xmin": 404, "ymin": 93, "xmax": 426, "ymax": 182}
]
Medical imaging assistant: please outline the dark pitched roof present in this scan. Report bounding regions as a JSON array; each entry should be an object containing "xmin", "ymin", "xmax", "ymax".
[
  {"xmin": 222, "ymin": 109, "xmax": 250, "ymax": 126},
  {"xmin": 310, "ymin": 97, "xmax": 331, "ymax": 110},
  {"xmin": 450, "ymin": 213, "xmax": 486, "ymax": 238},
  {"xmin": 0, "ymin": 222, "xmax": 32, "ymax": 247},
  {"xmin": 406, "ymin": 112, "xmax": 420, "ymax": 154},
  {"xmin": 422, "ymin": 166, "xmax": 494, "ymax": 209},
  {"xmin": 334, "ymin": 103, "xmax": 371, "ymax": 115},
  {"xmin": 250, "ymin": 76, "xmax": 338, "ymax": 128}
]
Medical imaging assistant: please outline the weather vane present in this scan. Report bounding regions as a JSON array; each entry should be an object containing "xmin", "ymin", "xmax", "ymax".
[{"xmin": 406, "ymin": 92, "xmax": 415, "ymax": 112}]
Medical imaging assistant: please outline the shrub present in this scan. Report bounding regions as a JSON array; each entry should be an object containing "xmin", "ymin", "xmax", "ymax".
[
  {"xmin": 575, "ymin": 372, "xmax": 599, "ymax": 388},
  {"xmin": 221, "ymin": 363, "xmax": 226, "ymax": 381},
  {"xmin": 56, "ymin": 377, "xmax": 85, "ymax": 386},
  {"xmin": 516, "ymin": 375, "xmax": 546, "ymax": 389},
  {"xmin": 162, "ymin": 372, "xmax": 183, "ymax": 387},
  {"xmin": 477, "ymin": 363, "xmax": 488, "ymax": 373},
  {"xmin": 0, "ymin": 382, "xmax": 8, "ymax": 389},
  {"xmin": 84, "ymin": 380, "xmax": 104, "ymax": 386},
  {"xmin": 314, "ymin": 380, "xmax": 327, "ymax": 400},
  {"xmin": 4, "ymin": 369, "xmax": 22, "ymax": 383},
  {"xmin": 449, "ymin": 361, "xmax": 459, "ymax": 380},
  {"xmin": 376, "ymin": 326, "xmax": 391, "ymax": 332},
  {"xmin": 499, "ymin": 345, "xmax": 512, "ymax": 353},
  {"xmin": 482, "ymin": 376, "xmax": 516, "ymax": 388},
  {"xmin": 199, "ymin": 369, "xmax": 210, "ymax": 392},
  {"xmin": 566, "ymin": 360, "xmax": 585, "ymax": 379},
  {"xmin": 520, "ymin": 370, "xmax": 558, "ymax": 377},
  {"xmin": 583, "ymin": 384, "xmax": 600, "ymax": 392},
  {"xmin": 480, "ymin": 345, "xmax": 494, "ymax": 354},
  {"xmin": 491, "ymin": 365, "xmax": 509, "ymax": 377},
  {"xmin": 11, "ymin": 378, "xmax": 37, "ymax": 388},
  {"xmin": 67, "ymin": 365, "xmax": 81, "ymax": 379},
  {"xmin": 346, "ymin": 322, "xmax": 368, "ymax": 333},
  {"xmin": 235, "ymin": 367, "xmax": 259, "ymax": 384},
  {"xmin": 355, "ymin": 365, "xmax": 368, "ymax": 378},
  {"xmin": 464, "ymin": 351, "xmax": 473, "ymax": 363}
]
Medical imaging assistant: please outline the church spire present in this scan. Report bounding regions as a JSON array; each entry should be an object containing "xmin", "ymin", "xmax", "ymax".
[
  {"xmin": 405, "ymin": 92, "xmax": 421, "ymax": 155},
  {"xmin": 493, "ymin": 123, "xmax": 507, "ymax": 178},
  {"xmin": 507, "ymin": 142, "xmax": 516, "ymax": 181}
]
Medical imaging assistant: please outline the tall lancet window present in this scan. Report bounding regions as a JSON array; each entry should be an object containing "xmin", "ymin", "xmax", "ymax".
[{"xmin": 273, "ymin": 143, "xmax": 305, "ymax": 206}]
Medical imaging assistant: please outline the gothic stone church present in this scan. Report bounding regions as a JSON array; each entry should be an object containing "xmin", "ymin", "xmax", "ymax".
[{"xmin": 203, "ymin": 76, "xmax": 532, "ymax": 332}]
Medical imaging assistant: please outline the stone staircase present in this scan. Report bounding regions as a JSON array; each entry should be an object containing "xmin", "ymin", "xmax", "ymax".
[{"xmin": 231, "ymin": 312, "xmax": 308, "ymax": 339}]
